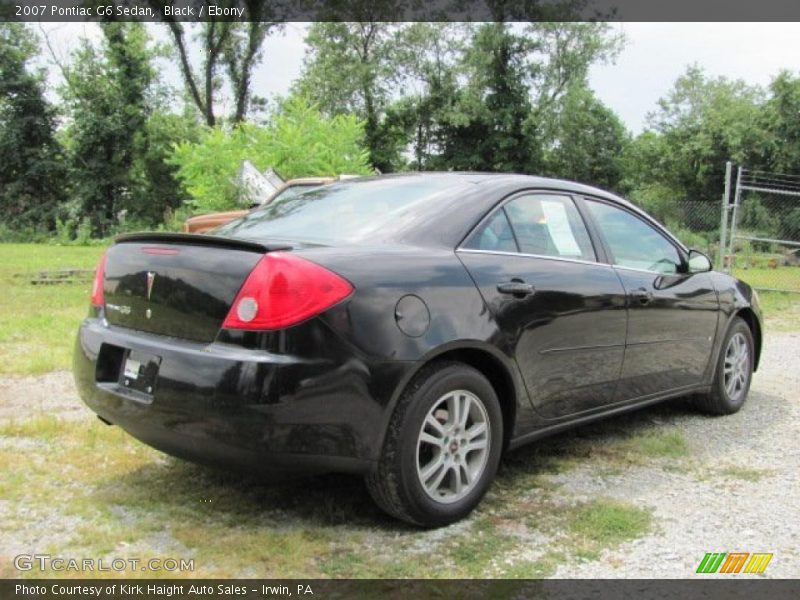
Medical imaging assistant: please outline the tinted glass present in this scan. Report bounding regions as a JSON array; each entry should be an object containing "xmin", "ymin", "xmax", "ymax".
[
  {"xmin": 463, "ymin": 209, "xmax": 518, "ymax": 252},
  {"xmin": 215, "ymin": 178, "xmax": 461, "ymax": 244},
  {"xmin": 586, "ymin": 200, "xmax": 681, "ymax": 273},
  {"xmin": 265, "ymin": 184, "xmax": 324, "ymax": 203},
  {"xmin": 504, "ymin": 194, "xmax": 595, "ymax": 261}
]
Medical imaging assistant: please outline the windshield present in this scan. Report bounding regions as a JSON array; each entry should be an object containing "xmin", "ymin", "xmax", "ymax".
[{"xmin": 215, "ymin": 177, "xmax": 462, "ymax": 244}]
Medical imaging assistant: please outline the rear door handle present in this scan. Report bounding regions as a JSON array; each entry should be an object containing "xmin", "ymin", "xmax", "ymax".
[
  {"xmin": 630, "ymin": 288, "xmax": 654, "ymax": 305},
  {"xmin": 497, "ymin": 280, "xmax": 535, "ymax": 297}
]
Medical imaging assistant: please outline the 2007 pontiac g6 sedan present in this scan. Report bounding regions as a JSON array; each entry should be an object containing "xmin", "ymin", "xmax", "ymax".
[{"xmin": 74, "ymin": 173, "xmax": 762, "ymax": 526}]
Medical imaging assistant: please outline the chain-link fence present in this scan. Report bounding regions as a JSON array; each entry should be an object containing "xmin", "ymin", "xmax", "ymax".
[
  {"xmin": 645, "ymin": 163, "xmax": 800, "ymax": 293},
  {"xmin": 721, "ymin": 166, "xmax": 800, "ymax": 293}
]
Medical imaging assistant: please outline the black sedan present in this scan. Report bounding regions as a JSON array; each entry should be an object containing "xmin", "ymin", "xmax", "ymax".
[{"xmin": 74, "ymin": 173, "xmax": 762, "ymax": 526}]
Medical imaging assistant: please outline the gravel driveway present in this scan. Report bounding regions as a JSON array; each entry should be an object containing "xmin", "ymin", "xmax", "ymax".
[
  {"xmin": 1, "ymin": 332, "xmax": 798, "ymax": 578},
  {"xmin": 548, "ymin": 331, "xmax": 800, "ymax": 578}
]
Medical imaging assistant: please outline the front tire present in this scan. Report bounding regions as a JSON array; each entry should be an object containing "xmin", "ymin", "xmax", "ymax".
[
  {"xmin": 695, "ymin": 317, "xmax": 754, "ymax": 415},
  {"xmin": 366, "ymin": 361, "xmax": 503, "ymax": 527}
]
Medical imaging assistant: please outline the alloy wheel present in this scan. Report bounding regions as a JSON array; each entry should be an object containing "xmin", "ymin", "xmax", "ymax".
[
  {"xmin": 723, "ymin": 332, "xmax": 750, "ymax": 402},
  {"xmin": 415, "ymin": 389, "xmax": 491, "ymax": 504}
]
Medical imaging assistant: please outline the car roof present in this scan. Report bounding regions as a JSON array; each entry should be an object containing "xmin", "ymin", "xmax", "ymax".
[
  {"xmin": 345, "ymin": 170, "xmax": 646, "ymax": 218},
  {"xmin": 347, "ymin": 171, "xmax": 629, "ymax": 200}
]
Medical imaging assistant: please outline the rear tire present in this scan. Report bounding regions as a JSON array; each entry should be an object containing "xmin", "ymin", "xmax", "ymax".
[
  {"xmin": 366, "ymin": 361, "xmax": 503, "ymax": 527},
  {"xmin": 695, "ymin": 317, "xmax": 754, "ymax": 415}
]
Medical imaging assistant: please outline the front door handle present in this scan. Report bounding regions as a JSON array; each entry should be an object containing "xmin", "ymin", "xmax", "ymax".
[
  {"xmin": 630, "ymin": 288, "xmax": 654, "ymax": 305},
  {"xmin": 497, "ymin": 280, "xmax": 535, "ymax": 297}
]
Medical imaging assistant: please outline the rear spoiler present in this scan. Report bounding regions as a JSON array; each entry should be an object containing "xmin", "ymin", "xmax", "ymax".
[{"xmin": 114, "ymin": 232, "xmax": 290, "ymax": 253}]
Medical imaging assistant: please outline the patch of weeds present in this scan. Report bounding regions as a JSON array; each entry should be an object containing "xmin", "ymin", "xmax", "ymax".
[
  {"xmin": 717, "ymin": 465, "xmax": 771, "ymax": 482},
  {"xmin": 502, "ymin": 551, "xmax": 566, "ymax": 579},
  {"xmin": 595, "ymin": 429, "xmax": 690, "ymax": 465},
  {"xmin": 567, "ymin": 498, "xmax": 652, "ymax": 552},
  {"xmin": 0, "ymin": 415, "xmax": 63, "ymax": 438},
  {"xmin": 442, "ymin": 520, "xmax": 519, "ymax": 577}
]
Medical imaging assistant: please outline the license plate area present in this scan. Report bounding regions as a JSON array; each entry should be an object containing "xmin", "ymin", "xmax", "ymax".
[{"xmin": 119, "ymin": 349, "xmax": 161, "ymax": 398}]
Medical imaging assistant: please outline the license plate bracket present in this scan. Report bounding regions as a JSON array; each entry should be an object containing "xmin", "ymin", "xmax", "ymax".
[{"xmin": 120, "ymin": 350, "xmax": 161, "ymax": 397}]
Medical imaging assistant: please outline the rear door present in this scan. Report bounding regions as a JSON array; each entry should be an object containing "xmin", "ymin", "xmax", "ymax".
[
  {"xmin": 457, "ymin": 192, "xmax": 628, "ymax": 419},
  {"xmin": 581, "ymin": 197, "xmax": 719, "ymax": 399}
]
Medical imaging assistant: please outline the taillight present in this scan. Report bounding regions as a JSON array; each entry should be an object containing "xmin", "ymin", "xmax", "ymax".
[
  {"xmin": 222, "ymin": 252, "xmax": 353, "ymax": 330},
  {"xmin": 90, "ymin": 251, "xmax": 108, "ymax": 307}
]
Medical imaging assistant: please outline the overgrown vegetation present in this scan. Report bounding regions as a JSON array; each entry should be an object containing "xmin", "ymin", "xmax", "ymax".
[{"xmin": 170, "ymin": 97, "xmax": 373, "ymax": 212}]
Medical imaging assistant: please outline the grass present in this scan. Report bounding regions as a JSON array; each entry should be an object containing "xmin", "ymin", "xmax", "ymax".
[
  {"xmin": 757, "ymin": 290, "xmax": 800, "ymax": 331},
  {"xmin": 717, "ymin": 466, "xmax": 771, "ymax": 482},
  {"xmin": 732, "ymin": 265, "xmax": 800, "ymax": 292},
  {"xmin": 0, "ymin": 243, "xmax": 106, "ymax": 375},
  {"xmin": 567, "ymin": 500, "xmax": 652, "ymax": 561}
]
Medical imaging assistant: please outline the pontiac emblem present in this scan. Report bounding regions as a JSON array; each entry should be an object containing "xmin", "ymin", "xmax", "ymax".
[{"xmin": 146, "ymin": 271, "xmax": 156, "ymax": 301}]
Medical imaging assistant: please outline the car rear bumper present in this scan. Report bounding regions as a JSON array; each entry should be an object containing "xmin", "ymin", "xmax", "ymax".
[{"xmin": 73, "ymin": 318, "xmax": 410, "ymax": 474}]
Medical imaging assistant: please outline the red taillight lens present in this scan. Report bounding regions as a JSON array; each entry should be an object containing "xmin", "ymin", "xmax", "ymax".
[
  {"xmin": 90, "ymin": 252, "xmax": 108, "ymax": 307},
  {"xmin": 222, "ymin": 252, "xmax": 353, "ymax": 330}
]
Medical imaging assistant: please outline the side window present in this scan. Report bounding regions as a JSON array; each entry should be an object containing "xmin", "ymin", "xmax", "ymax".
[
  {"xmin": 504, "ymin": 194, "xmax": 596, "ymax": 261},
  {"xmin": 586, "ymin": 200, "xmax": 681, "ymax": 274},
  {"xmin": 463, "ymin": 209, "xmax": 518, "ymax": 253}
]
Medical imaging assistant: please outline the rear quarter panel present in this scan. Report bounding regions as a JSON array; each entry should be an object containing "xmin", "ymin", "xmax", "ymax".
[{"xmin": 296, "ymin": 245, "xmax": 530, "ymax": 439}]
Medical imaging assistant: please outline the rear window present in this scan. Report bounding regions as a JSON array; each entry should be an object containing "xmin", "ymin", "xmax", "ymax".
[{"xmin": 215, "ymin": 178, "xmax": 460, "ymax": 244}]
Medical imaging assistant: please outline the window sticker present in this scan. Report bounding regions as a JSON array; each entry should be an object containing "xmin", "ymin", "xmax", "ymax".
[{"xmin": 540, "ymin": 200, "xmax": 582, "ymax": 256}]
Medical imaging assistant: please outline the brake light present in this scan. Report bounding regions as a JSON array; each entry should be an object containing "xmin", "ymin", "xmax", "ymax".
[
  {"xmin": 222, "ymin": 253, "xmax": 353, "ymax": 330},
  {"xmin": 90, "ymin": 251, "xmax": 108, "ymax": 307}
]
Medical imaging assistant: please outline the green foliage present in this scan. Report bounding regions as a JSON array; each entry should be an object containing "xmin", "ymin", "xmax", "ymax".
[
  {"xmin": 294, "ymin": 21, "xmax": 403, "ymax": 172},
  {"xmin": 762, "ymin": 71, "xmax": 800, "ymax": 174},
  {"xmin": 637, "ymin": 66, "xmax": 767, "ymax": 204},
  {"xmin": 61, "ymin": 23, "xmax": 199, "ymax": 238},
  {"xmin": 416, "ymin": 21, "xmax": 622, "ymax": 173},
  {"xmin": 739, "ymin": 195, "xmax": 780, "ymax": 236},
  {"xmin": 0, "ymin": 24, "xmax": 65, "ymax": 231},
  {"xmin": 543, "ymin": 85, "xmax": 629, "ymax": 189},
  {"xmin": 61, "ymin": 23, "xmax": 155, "ymax": 237},
  {"xmin": 435, "ymin": 22, "xmax": 535, "ymax": 172},
  {"xmin": 127, "ymin": 110, "xmax": 202, "ymax": 226},
  {"xmin": 169, "ymin": 97, "xmax": 373, "ymax": 212}
]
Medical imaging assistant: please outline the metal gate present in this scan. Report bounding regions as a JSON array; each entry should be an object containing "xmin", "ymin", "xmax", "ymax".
[{"xmin": 719, "ymin": 161, "xmax": 800, "ymax": 293}]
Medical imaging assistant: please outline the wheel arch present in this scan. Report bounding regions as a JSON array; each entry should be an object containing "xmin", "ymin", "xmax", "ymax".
[
  {"xmin": 384, "ymin": 342, "xmax": 522, "ymax": 455},
  {"xmin": 735, "ymin": 307, "xmax": 762, "ymax": 372}
]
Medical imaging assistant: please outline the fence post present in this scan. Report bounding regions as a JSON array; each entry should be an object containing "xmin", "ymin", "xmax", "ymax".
[
  {"xmin": 727, "ymin": 165, "xmax": 744, "ymax": 270},
  {"xmin": 718, "ymin": 161, "xmax": 732, "ymax": 271}
]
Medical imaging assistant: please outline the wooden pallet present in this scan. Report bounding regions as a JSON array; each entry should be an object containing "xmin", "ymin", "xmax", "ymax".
[{"xmin": 15, "ymin": 269, "xmax": 95, "ymax": 285}]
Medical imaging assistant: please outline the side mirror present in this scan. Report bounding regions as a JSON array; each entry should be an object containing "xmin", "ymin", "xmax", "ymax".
[{"xmin": 687, "ymin": 249, "xmax": 712, "ymax": 273}]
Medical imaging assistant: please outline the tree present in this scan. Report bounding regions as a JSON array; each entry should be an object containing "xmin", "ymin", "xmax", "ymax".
[
  {"xmin": 383, "ymin": 23, "xmax": 465, "ymax": 170},
  {"xmin": 433, "ymin": 21, "xmax": 623, "ymax": 173},
  {"xmin": 169, "ymin": 97, "xmax": 373, "ymax": 213},
  {"xmin": 294, "ymin": 21, "xmax": 402, "ymax": 171},
  {"xmin": 149, "ymin": 1, "xmax": 282, "ymax": 125},
  {"xmin": 61, "ymin": 23, "xmax": 153, "ymax": 235},
  {"xmin": 0, "ymin": 23, "xmax": 65, "ymax": 230},
  {"xmin": 543, "ymin": 85, "xmax": 629, "ymax": 189},
  {"xmin": 762, "ymin": 71, "xmax": 800, "ymax": 174},
  {"xmin": 644, "ymin": 66, "xmax": 766, "ymax": 204},
  {"xmin": 61, "ymin": 22, "xmax": 194, "ymax": 234},
  {"xmin": 434, "ymin": 22, "xmax": 535, "ymax": 172}
]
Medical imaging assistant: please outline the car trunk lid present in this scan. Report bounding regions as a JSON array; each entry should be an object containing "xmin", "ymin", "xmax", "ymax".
[{"xmin": 103, "ymin": 233, "xmax": 290, "ymax": 342}]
